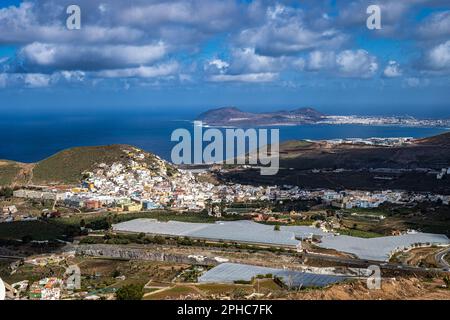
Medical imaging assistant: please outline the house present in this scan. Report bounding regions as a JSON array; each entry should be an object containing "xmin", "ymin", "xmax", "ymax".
[
  {"xmin": 142, "ymin": 200, "xmax": 160, "ymax": 210},
  {"xmin": 124, "ymin": 203, "xmax": 142, "ymax": 212},
  {"xmin": 85, "ymin": 200, "xmax": 102, "ymax": 210},
  {"xmin": 29, "ymin": 277, "xmax": 63, "ymax": 300},
  {"xmin": 2, "ymin": 205, "xmax": 17, "ymax": 215}
]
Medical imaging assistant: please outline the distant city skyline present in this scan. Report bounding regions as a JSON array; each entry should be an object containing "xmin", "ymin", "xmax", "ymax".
[{"xmin": 0, "ymin": 0, "xmax": 449, "ymax": 116}]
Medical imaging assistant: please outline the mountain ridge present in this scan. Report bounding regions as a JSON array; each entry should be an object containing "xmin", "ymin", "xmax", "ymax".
[{"xmin": 196, "ymin": 107, "xmax": 325, "ymax": 126}]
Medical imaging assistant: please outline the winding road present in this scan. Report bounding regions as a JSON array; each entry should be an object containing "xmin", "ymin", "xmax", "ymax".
[{"xmin": 435, "ymin": 247, "xmax": 450, "ymax": 270}]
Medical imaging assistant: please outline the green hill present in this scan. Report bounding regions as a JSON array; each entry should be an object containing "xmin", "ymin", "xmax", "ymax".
[
  {"xmin": 31, "ymin": 144, "xmax": 177, "ymax": 185},
  {"xmin": 32, "ymin": 145, "xmax": 128, "ymax": 184},
  {"xmin": 0, "ymin": 160, "xmax": 31, "ymax": 186},
  {"xmin": 0, "ymin": 145, "xmax": 178, "ymax": 187}
]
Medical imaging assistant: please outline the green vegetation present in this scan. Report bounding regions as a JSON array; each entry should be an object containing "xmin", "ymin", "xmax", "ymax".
[
  {"xmin": 32, "ymin": 145, "xmax": 134, "ymax": 184},
  {"xmin": 0, "ymin": 186, "xmax": 13, "ymax": 198},
  {"xmin": 115, "ymin": 284, "xmax": 144, "ymax": 300},
  {"xmin": 0, "ymin": 161, "xmax": 22, "ymax": 186},
  {"xmin": 336, "ymin": 228, "xmax": 383, "ymax": 238},
  {"xmin": 443, "ymin": 275, "xmax": 450, "ymax": 289},
  {"xmin": 31, "ymin": 144, "xmax": 175, "ymax": 185},
  {"xmin": 0, "ymin": 220, "xmax": 69, "ymax": 241}
]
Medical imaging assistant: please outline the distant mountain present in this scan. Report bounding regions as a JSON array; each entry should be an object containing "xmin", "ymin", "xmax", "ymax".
[{"xmin": 196, "ymin": 107, "xmax": 325, "ymax": 126}]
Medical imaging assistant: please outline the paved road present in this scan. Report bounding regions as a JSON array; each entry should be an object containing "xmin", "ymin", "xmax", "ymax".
[{"xmin": 435, "ymin": 247, "xmax": 450, "ymax": 269}]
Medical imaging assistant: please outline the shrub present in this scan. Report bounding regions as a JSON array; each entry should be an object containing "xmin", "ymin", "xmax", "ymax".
[{"xmin": 116, "ymin": 284, "xmax": 144, "ymax": 300}]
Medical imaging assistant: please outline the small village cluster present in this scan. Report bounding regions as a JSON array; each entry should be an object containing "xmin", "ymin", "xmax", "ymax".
[
  {"xmin": 323, "ymin": 137, "xmax": 414, "ymax": 147},
  {"xmin": 7, "ymin": 253, "xmax": 79, "ymax": 300},
  {"xmin": 319, "ymin": 115, "xmax": 450, "ymax": 128},
  {"xmin": 6, "ymin": 178, "xmax": 449, "ymax": 222},
  {"xmin": 1, "ymin": 147, "xmax": 449, "ymax": 222}
]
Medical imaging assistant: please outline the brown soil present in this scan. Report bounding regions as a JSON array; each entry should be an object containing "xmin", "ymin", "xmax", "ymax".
[{"xmin": 290, "ymin": 277, "xmax": 450, "ymax": 300}]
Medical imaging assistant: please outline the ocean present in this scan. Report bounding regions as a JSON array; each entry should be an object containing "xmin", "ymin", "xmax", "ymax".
[{"xmin": 0, "ymin": 109, "xmax": 448, "ymax": 163}]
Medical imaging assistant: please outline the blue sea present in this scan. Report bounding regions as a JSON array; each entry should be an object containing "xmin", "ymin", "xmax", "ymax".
[{"xmin": 0, "ymin": 108, "xmax": 448, "ymax": 163}]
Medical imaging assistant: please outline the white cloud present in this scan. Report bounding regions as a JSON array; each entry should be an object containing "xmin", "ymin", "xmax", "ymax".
[
  {"xmin": 418, "ymin": 10, "xmax": 450, "ymax": 40},
  {"xmin": 383, "ymin": 61, "xmax": 402, "ymax": 78},
  {"xmin": 207, "ymin": 59, "xmax": 229, "ymax": 74},
  {"xmin": 59, "ymin": 71, "xmax": 85, "ymax": 82},
  {"xmin": 24, "ymin": 73, "xmax": 51, "ymax": 87},
  {"xmin": 97, "ymin": 62, "xmax": 178, "ymax": 78},
  {"xmin": 336, "ymin": 50, "xmax": 378, "ymax": 78},
  {"xmin": 20, "ymin": 42, "xmax": 167, "ymax": 70},
  {"xmin": 229, "ymin": 48, "xmax": 284, "ymax": 73},
  {"xmin": 424, "ymin": 40, "xmax": 450, "ymax": 72},
  {"xmin": 307, "ymin": 51, "xmax": 336, "ymax": 71},
  {"xmin": 238, "ymin": 4, "xmax": 347, "ymax": 57},
  {"xmin": 209, "ymin": 72, "xmax": 278, "ymax": 83},
  {"xmin": 303, "ymin": 49, "xmax": 378, "ymax": 78}
]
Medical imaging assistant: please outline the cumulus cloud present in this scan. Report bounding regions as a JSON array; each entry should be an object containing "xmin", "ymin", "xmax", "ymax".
[
  {"xmin": 306, "ymin": 51, "xmax": 336, "ymax": 71},
  {"xmin": 238, "ymin": 4, "xmax": 348, "ymax": 57},
  {"xmin": 422, "ymin": 40, "xmax": 450, "ymax": 72},
  {"xmin": 336, "ymin": 50, "xmax": 378, "ymax": 78},
  {"xmin": 303, "ymin": 49, "xmax": 378, "ymax": 78},
  {"xmin": 20, "ymin": 42, "xmax": 167, "ymax": 71},
  {"xmin": 119, "ymin": 0, "xmax": 242, "ymax": 33},
  {"xmin": 24, "ymin": 73, "xmax": 51, "ymax": 87},
  {"xmin": 59, "ymin": 70, "xmax": 85, "ymax": 82},
  {"xmin": 417, "ymin": 10, "xmax": 450, "ymax": 40},
  {"xmin": 206, "ymin": 59, "xmax": 230, "ymax": 74},
  {"xmin": 0, "ymin": 0, "xmax": 447, "ymax": 88},
  {"xmin": 205, "ymin": 48, "xmax": 287, "ymax": 82},
  {"xmin": 383, "ymin": 60, "xmax": 402, "ymax": 78},
  {"xmin": 228, "ymin": 48, "xmax": 286, "ymax": 73},
  {"xmin": 97, "ymin": 62, "xmax": 178, "ymax": 78}
]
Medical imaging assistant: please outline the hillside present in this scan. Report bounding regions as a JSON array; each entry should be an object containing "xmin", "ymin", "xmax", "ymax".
[
  {"xmin": 0, "ymin": 160, "xmax": 32, "ymax": 186},
  {"xmin": 220, "ymin": 132, "xmax": 450, "ymax": 194},
  {"xmin": 196, "ymin": 107, "xmax": 325, "ymax": 126},
  {"xmin": 0, "ymin": 145, "xmax": 178, "ymax": 186},
  {"xmin": 276, "ymin": 133, "xmax": 450, "ymax": 170},
  {"xmin": 416, "ymin": 131, "xmax": 450, "ymax": 147}
]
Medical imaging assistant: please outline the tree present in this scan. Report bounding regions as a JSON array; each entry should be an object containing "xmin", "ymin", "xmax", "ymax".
[
  {"xmin": 231, "ymin": 288, "xmax": 247, "ymax": 299},
  {"xmin": 274, "ymin": 225, "xmax": 280, "ymax": 231},
  {"xmin": 443, "ymin": 275, "xmax": 450, "ymax": 288},
  {"xmin": 116, "ymin": 284, "xmax": 144, "ymax": 300},
  {"xmin": 0, "ymin": 187, "xmax": 13, "ymax": 198},
  {"xmin": 112, "ymin": 269, "xmax": 121, "ymax": 278}
]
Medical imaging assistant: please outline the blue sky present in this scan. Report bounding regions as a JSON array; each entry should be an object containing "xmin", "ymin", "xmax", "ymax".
[{"xmin": 0, "ymin": 0, "xmax": 449, "ymax": 116}]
